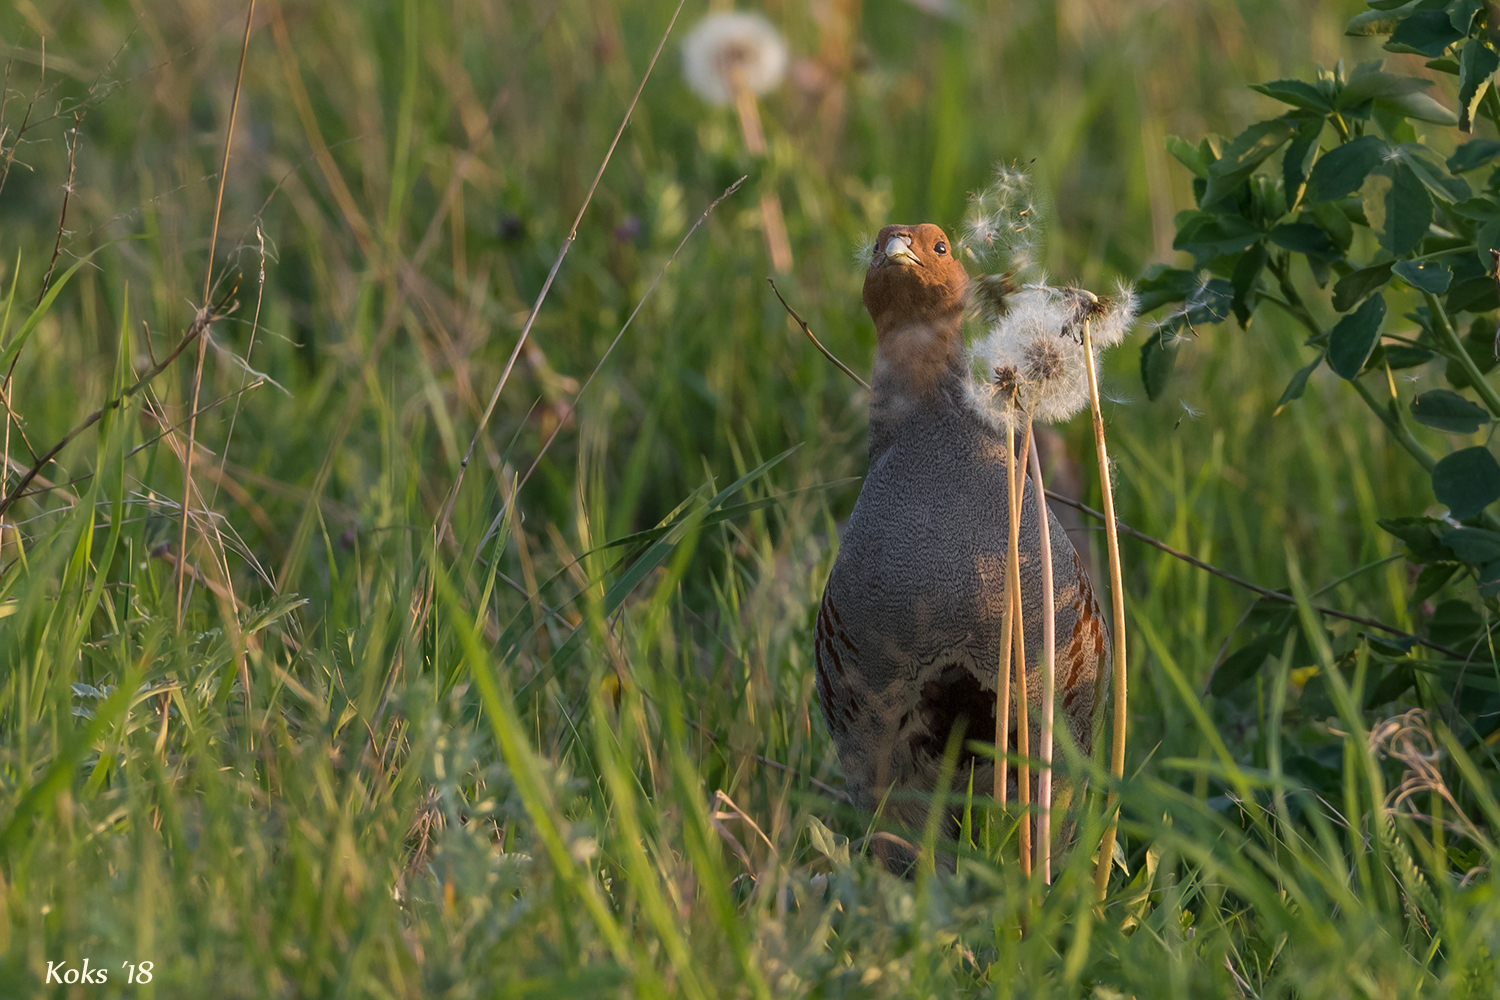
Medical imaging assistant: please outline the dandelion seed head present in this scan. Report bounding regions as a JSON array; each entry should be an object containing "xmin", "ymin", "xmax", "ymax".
[
  {"xmin": 682, "ymin": 12, "xmax": 788, "ymax": 106},
  {"xmin": 970, "ymin": 285, "xmax": 1091, "ymax": 425},
  {"xmin": 853, "ymin": 233, "xmax": 876, "ymax": 266},
  {"xmin": 1023, "ymin": 338, "xmax": 1066, "ymax": 385}
]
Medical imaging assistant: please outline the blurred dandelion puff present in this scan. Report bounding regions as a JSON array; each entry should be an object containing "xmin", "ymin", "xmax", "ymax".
[{"xmin": 682, "ymin": 12, "xmax": 788, "ymax": 106}]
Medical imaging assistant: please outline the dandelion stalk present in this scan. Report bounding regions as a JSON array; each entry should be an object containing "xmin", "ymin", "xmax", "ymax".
[
  {"xmin": 1086, "ymin": 314, "xmax": 1129, "ymax": 903},
  {"xmin": 1010, "ymin": 420, "xmax": 1032, "ymax": 879},
  {"xmin": 1027, "ymin": 423, "xmax": 1055, "ymax": 884},
  {"xmin": 995, "ymin": 418, "xmax": 1015, "ymax": 809},
  {"xmin": 683, "ymin": 12, "xmax": 793, "ymax": 275}
]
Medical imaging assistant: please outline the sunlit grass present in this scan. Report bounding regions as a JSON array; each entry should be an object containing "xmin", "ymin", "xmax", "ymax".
[{"xmin": 1, "ymin": 0, "xmax": 1496, "ymax": 995}]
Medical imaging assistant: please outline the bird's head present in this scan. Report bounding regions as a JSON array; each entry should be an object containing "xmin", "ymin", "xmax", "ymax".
[
  {"xmin": 861, "ymin": 223, "xmax": 969, "ymax": 338},
  {"xmin": 862, "ymin": 223, "xmax": 968, "ymax": 402}
]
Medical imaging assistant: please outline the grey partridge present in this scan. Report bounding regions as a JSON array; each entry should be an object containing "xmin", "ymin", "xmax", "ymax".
[{"xmin": 815, "ymin": 222, "xmax": 1109, "ymax": 873}]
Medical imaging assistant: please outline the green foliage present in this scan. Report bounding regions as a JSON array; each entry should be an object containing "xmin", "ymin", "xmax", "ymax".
[
  {"xmin": 2, "ymin": 0, "xmax": 1500, "ymax": 995},
  {"xmin": 1146, "ymin": 0, "xmax": 1500, "ymax": 701}
]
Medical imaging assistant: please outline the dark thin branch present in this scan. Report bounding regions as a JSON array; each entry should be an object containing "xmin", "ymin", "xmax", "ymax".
[
  {"xmin": 1043, "ymin": 489, "xmax": 1462, "ymax": 660},
  {"xmin": 0, "ymin": 280, "xmax": 239, "ymax": 519},
  {"xmin": 768, "ymin": 278, "xmax": 871, "ymax": 391}
]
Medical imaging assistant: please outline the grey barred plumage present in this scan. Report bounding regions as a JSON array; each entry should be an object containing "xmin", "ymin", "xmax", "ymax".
[{"xmin": 815, "ymin": 222, "xmax": 1109, "ymax": 873}]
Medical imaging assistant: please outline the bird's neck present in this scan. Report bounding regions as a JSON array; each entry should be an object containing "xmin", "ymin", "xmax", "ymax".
[{"xmin": 869, "ymin": 318, "xmax": 968, "ymax": 458}]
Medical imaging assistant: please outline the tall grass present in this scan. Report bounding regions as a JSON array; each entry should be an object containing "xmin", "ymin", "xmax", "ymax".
[{"xmin": 2, "ymin": 0, "xmax": 1495, "ymax": 995}]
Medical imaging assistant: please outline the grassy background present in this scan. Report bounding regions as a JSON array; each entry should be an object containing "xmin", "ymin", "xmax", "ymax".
[{"xmin": 2, "ymin": 0, "xmax": 1493, "ymax": 995}]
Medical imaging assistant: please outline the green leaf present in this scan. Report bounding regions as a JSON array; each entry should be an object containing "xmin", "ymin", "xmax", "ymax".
[
  {"xmin": 1446, "ymin": 251, "xmax": 1500, "ymax": 314},
  {"xmin": 805, "ymin": 815, "xmax": 850, "ymax": 864},
  {"xmin": 1432, "ymin": 446, "xmax": 1500, "ymax": 518},
  {"xmin": 1328, "ymin": 293, "xmax": 1388, "ymax": 379},
  {"xmin": 1379, "ymin": 161, "xmax": 1434, "ymax": 256},
  {"xmin": 1332, "ymin": 261, "xmax": 1395, "ymax": 310},
  {"xmin": 1252, "ymin": 79, "xmax": 1334, "ymax": 113},
  {"xmin": 1441, "ymin": 527, "xmax": 1500, "ymax": 563},
  {"xmin": 1458, "ymin": 40, "xmax": 1499, "ymax": 131},
  {"xmin": 1450, "ymin": 0, "xmax": 1484, "ymax": 33},
  {"xmin": 1366, "ymin": 664, "xmax": 1416, "ymax": 706},
  {"xmin": 1480, "ymin": 560, "xmax": 1500, "ymax": 598},
  {"xmin": 1379, "ymin": 515, "xmax": 1459, "ymax": 561},
  {"xmin": 1173, "ymin": 212, "xmax": 1262, "ymax": 265},
  {"xmin": 1386, "ymin": 344, "xmax": 1435, "ymax": 368},
  {"xmin": 1135, "ymin": 265, "xmax": 1202, "ymax": 312},
  {"xmin": 1393, "ymin": 258, "xmax": 1452, "ymax": 293},
  {"xmin": 1346, "ymin": 5, "xmax": 1416, "ymax": 36},
  {"xmin": 1340, "ymin": 64, "xmax": 1434, "ymax": 105},
  {"xmin": 1412, "ymin": 389, "xmax": 1491, "ymax": 433},
  {"xmin": 1166, "ymin": 135, "xmax": 1209, "ymax": 178},
  {"xmin": 1401, "ymin": 147, "xmax": 1471, "ymax": 202},
  {"xmin": 1412, "ymin": 562, "xmax": 1461, "ymax": 604},
  {"xmin": 1210, "ymin": 631, "xmax": 1291, "ymax": 697},
  {"xmin": 1450, "ymin": 140, "xmax": 1500, "ymax": 174},
  {"xmin": 1429, "ymin": 597, "xmax": 1485, "ymax": 648},
  {"xmin": 1276, "ymin": 353, "xmax": 1324, "ymax": 410},
  {"xmin": 1310, "ymin": 201, "xmax": 1354, "ymax": 249},
  {"xmin": 1269, "ymin": 221, "xmax": 1341, "ymax": 261},
  {"xmin": 1140, "ymin": 325, "xmax": 1180, "ymax": 401},
  {"xmin": 1284, "ymin": 115, "xmax": 1326, "ymax": 208},
  {"xmin": 1231, "ymin": 243, "xmax": 1267, "ymax": 325},
  {"xmin": 1202, "ymin": 118, "xmax": 1297, "ymax": 207},
  {"xmin": 1385, "ymin": 10, "xmax": 1464, "ymax": 57},
  {"xmin": 1450, "ymin": 196, "xmax": 1500, "ymax": 220},
  {"xmin": 1376, "ymin": 91, "xmax": 1460, "ymax": 125},
  {"xmin": 0, "ymin": 245, "xmax": 113, "ymax": 375},
  {"xmin": 1305, "ymin": 135, "xmax": 1388, "ymax": 202}
]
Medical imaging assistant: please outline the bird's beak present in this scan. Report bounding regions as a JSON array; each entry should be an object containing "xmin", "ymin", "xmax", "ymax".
[{"xmin": 883, "ymin": 234, "xmax": 920, "ymax": 267}]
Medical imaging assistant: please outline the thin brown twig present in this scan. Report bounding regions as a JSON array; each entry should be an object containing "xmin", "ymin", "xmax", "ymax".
[
  {"xmin": 767, "ymin": 278, "xmax": 871, "ymax": 391},
  {"xmin": 432, "ymin": 0, "xmax": 689, "ymax": 549},
  {"xmin": 0, "ymin": 280, "xmax": 239, "ymax": 520},
  {"xmin": 13, "ymin": 379, "xmax": 265, "ymax": 504},
  {"xmin": 177, "ymin": 0, "xmax": 255, "ymax": 630},
  {"xmin": 36, "ymin": 111, "xmax": 82, "ymax": 306},
  {"xmin": 473, "ymin": 176, "xmax": 747, "ymax": 556}
]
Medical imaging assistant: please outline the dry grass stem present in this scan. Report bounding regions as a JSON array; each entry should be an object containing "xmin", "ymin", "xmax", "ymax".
[
  {"xmin": 176, "ymin": 0, "xmax": 256, "ymax": 630},
  {"xmin": 1011, "ymin": 424, "xmax": 1032, "ymax": 879},
  {"xmin": 433, "ymin": 0, "xmax": 690, "ymax": 549},
  {"xmin": 1028, "ymin": 425, "xmax": 1055, "ymax": 884},
  {"xmin": 1087, "ymin": 316, "xmax": 1128, "ymax": 903}
]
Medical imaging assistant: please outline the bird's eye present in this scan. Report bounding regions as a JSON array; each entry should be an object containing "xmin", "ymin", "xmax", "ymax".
[{"xmin": 934, "ymin": 241, "xmax": 947, "ymax": 255}]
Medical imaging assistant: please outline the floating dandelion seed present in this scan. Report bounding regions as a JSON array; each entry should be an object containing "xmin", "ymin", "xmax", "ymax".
[
  {"xmin": 961, "ymin": 162, "xmax": 1044, "ymax": 279},
  {"xmin": 853, "ymin": 233, "xmax": 876, "ymax": 267},
  {"xmin": 682, "ymin": 12, "xmax": 788, "ymax": 106}
]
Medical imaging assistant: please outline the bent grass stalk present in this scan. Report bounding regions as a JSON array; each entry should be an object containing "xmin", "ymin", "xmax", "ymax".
[
  {"xmin": 1087, "ymin": 316, "xmax": 1128, "ymax": 903},
  {"xmin": 1027, "ymin": 425, "xmax": 1055, "ymax": 884}
]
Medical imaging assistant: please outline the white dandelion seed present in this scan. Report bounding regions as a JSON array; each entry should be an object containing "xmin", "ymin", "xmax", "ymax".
[
  {"xmin": 961, "ymin": 162, "xmax": 1045, "ymax": 278},
  {"xmin": 1090, "ymin": 279, "xmax": 1140, "ymax": 348},
  {"xmin": 681, "ymin": 12, "xmax": 788, "ymax": 107},
  {"xmin": 853, "ymin": 233, "xmax": 876, "ymax": 266}
]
